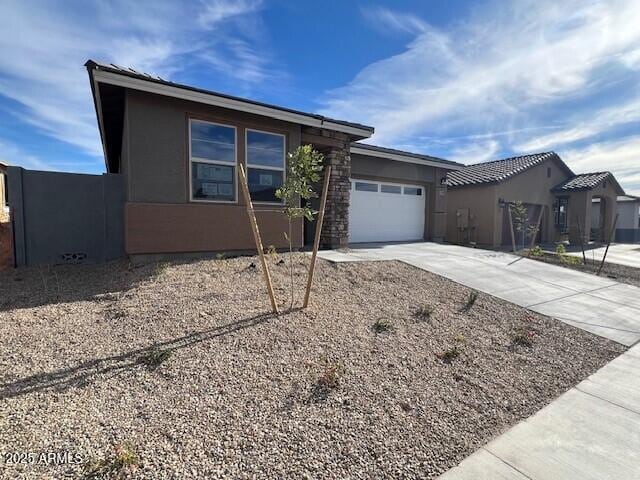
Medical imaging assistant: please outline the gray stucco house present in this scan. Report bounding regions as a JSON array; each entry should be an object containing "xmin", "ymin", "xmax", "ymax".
[{"xmin": 84, "ymin": 60, "xmax": 462, "ymax": 258}]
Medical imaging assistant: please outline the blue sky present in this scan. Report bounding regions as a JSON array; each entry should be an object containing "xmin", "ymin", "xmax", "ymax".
[{"xmin": 1, "ymin": 0, "xmax": 639, "ymax": 194}]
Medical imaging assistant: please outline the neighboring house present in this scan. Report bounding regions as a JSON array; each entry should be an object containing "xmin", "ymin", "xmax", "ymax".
[
  {"xmin": 80, "ymin": 60, "xmax": 461, "ymax": 259},
  {"xmin": 592, "ymin": 195, "xmax": 640, "ymax": 243},
  {"xmin": 445, "ymin": 152, "xmax": 625, "ymax": 248}
]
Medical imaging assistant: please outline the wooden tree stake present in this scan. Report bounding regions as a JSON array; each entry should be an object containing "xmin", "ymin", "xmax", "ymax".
[
  {"xmin": 526, "ymin": 207, "xmax": 545, "ymax": 257},
  {"xmin": 238, "ymin": 164, "xmax": 279, "ymax": 314},
  {"xmin": 507, "ymin": 204, "xmax": 517, "ymax": 253},
  {"xmin": 575, "ymin": 216, "xmax": 587, "ymax": 265},
  {"xmin": 597, "ymin": 213, "xmax": 619, "ymax": 276},
  {"xmin": 303, "ymin": 166, "xmax": 332, "ymax": 309}
]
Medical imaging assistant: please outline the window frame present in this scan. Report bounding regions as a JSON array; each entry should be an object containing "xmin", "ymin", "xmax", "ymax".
[
  {"xmin": 245, "ymin": 128, "xmax": 287, "ymax": 205},
  {"xmin": 188, "ymin": 118, "xmax": 238, "ymax": 204}
]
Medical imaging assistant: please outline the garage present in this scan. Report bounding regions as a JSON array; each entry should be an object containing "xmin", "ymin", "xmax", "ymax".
[{"xmin": 349, "ymin": 179, "xmax": 426, "ymax": 243}]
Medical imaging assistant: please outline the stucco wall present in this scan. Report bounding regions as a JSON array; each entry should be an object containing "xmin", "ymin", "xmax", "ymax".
[
  {"xmin": 446, "ymin": 159, "xmax": 574, "ymax": 247},
  {"xmin": 446, "ymin": 184, "xmax": 498, "ymax": 246},
  {"xmin": 122, "ymin": 89, "xmax": 304, "ymax": 254}
]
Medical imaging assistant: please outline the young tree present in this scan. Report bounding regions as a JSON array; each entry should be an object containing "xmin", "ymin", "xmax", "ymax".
[
  {"xmin": 275, "ymin": 145, "xmax": 324, "ymax": 309},
  {"xmin": 511, "ymin": 201, "xmax": 539, "ymax": 251}
]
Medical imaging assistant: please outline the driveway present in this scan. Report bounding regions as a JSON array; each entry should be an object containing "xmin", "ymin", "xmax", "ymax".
[
  {"xmin": 318, "ymin": 242, "xmax": 640, "ymax": 479},
  {"xmin": 318, "ymin": 242, "xmax": 640, "ymax": 346}
]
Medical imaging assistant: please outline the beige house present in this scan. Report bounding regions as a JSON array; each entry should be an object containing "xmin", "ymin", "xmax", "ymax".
[{"xmin": 445, "ymin": 152, "xmax": 625, "ymax": 248}]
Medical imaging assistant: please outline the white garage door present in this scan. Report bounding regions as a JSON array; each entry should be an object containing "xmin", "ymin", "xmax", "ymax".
[{"xmin": 349, "ymin": 179, "xmax": 426, "ymax": 243}]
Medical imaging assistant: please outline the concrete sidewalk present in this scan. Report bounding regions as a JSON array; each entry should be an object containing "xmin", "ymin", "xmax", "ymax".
[
  {"xmin": 317, "ymin": 242, "xmax": 640, "ymax": 346},
  {"xmin": 438, "ymin": 342, "xmax": 640, "ymax": 480}
]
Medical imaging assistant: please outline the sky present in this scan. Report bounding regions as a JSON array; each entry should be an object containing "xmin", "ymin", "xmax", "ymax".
[{"xmin": 0, "ymin": 0, "xmax": 639, "ymax": 194}]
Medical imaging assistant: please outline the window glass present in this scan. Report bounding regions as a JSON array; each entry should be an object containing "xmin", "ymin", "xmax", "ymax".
[
  {"xmin": 247, "ymin": 130, "xmax": 285, "ymax": 168},
  {"xmin": 355, "ymin": 182, "xmax": 378, "ymax": 192},
  {"xmin": 246, "ymin": 130, "xmax": 285, "ymax": 202},
  {"xmin": 381, "ymin": 184, "xmax": 401, "ymax": 194},
  {"xmin": 404, "ymin": 186, "xmax": 422, "ymax": 195},
  {"xmin": 247, "ymin": 168, "xmax": 284, "ymax": 202},
  {"xmin": 190, "ymin": 120, "xmax": 236, "ymax": 201},
  {"xmin": 192, "ymin": 162, "xmax": 235, "ymax": 201},
  {"xmin": 190, "ymin": 120, "xmax": 235, "ymax": 163}
]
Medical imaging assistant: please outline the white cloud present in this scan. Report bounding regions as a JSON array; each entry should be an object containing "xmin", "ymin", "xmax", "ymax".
[
  {"xmin": 0, "ymin": 0, "xmax": 270, "ymax": 169},
  {"xmin": 561, "ymin": 136, "xmax": 640, "ymax": 195},
  {"xmin": 321, "ymin": 0, "xmax": 640, "ymax": 162},
  {"xmin": 0, "ymin": 140, "xmax": 56, "ymax": 171},
  {"xmin": 449, "ymin": 139, "xmax": 501, "ymax": 164},
  {"xmin": 361, "ymin": 6, "xmax": 428, "ymax": 35},
  {"xmin": 516, "ymin": 97, "xmax": 640, "ymax": 152}
]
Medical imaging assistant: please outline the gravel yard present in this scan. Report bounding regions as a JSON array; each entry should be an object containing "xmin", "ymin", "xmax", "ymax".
[
  {"xmin": 528, "ymin": 252, "xmax": 640, "ymax": 288},
  {"xmin": 0, "ymin": 254, "xmax": 625, "ymax": 479}
]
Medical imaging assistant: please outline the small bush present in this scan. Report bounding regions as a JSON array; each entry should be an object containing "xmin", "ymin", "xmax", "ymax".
[
  {"xmin": 85, "ymin": 442, "xmax": 139, "ymax": 478},
  {"xmin": 556, "ymin": 244, "xmax": 580, "ymax": 265},
  {"xmin": 512, "ymin": 327, "xmax": 535, "ymax": 347},
  {"xmin": 437, "ymin": 345, "xmax": 461, "ymax": 362},
  {"xmin": 306, "ymin": 357, "xmax": 345, "ymax": 396},
  {"xmin": 530, "ymin": 245, "xmax": 544, "ymax": 257},
  {"xmin": 154, "ymin": 262, "xmax": 168, "ymax": 276},
  {"xmin": 461, "ymin": 291, "xmax": 478, "ymax": 312},
  {"xmin": 373, "ymin": 318, "xmax": 395, "ymax": 333},
  {"xmin": 266, "ymin": 244, "xmax": 278, "ymax": 262},
  {"xmin": 454, "ymin": 334, "xmax": 466, "ymax": 344},
  {"xmin": 216, "ymin": 252, "xmax": 226, "ymax": 261},
  {"xmin": 142, "ymin": 348, "xmax": 172, "ymax": 368},
  {"xmin": 414, "ymin": 304, "xmax": 434, "ymax": 321}
]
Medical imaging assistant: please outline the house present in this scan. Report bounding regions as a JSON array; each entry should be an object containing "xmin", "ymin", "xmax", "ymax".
[
  {"xmin": 592, "ymin": 195, "xmax": 640, "ymax": 243},
  {"xmin": 80, "ymin": 60, "xmax": 461, "ymax": 260},
  {"xmin": 445, "ymin": 152, "xmax": 625, "ymax": 248}
]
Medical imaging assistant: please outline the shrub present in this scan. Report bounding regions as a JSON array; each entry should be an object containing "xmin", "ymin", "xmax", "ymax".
[
  {"xmin": 142, "ymin": 348, "xmax": 172, "ymax": 368},
  {"xmin": 530, "ymin": 245, "xmax": 544, "ymax": 257},
  {"xmin": 373, "ymin": 318, "xmax": 395, "ymax": 333},
  {"xmin": 556, "ymin": 244, "xmax": 580, "ymax": 265},
  {"xmin": 461, "ymin": 291, "xmax": 478, "ymax": 312},
  {"xmin": 512, "ymin": 327, "xmax": 535, "ymax": 347},
  {"xmin": 85, "ymin": 442, "xmax": 139, "ymax": 478},
  {"xmin": 154, "ymin": 262, "xmax": 168, "ymax": 276},
  {"xmin": 437, "ymin": 345, "xmax": 461, "ymax": 362},
  {"xmin": 414, "ymin": 304, "xmax": 434, "ymax": 321}
]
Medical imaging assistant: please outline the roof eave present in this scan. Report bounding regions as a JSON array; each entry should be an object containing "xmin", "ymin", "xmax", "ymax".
[{"xmin": 87, "ymin": 62, "xmax": 374, "ymax": 139}]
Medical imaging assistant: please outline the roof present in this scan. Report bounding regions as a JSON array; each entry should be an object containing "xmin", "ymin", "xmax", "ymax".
[
  {"xmin": 350, "ymin": 143, "xmax": 463, "ymax": 170},
  {"xmin": 552, "ymin": 172, "xmax": 625, "ymax": 194},
  {"xmin": 85, "ymin": 60, "xmax": 374, "ymax": 138},
  {"xmin": 445, "ymin": 152, "xmax": 571, "ymax": 187}
]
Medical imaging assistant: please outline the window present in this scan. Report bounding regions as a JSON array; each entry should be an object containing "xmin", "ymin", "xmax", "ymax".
[
  {"xmin": 190, "ymin": 119, "xmax": 236, "ymax": 202},
  {"xmin": 246, "ymin": 129, "xmax": 285, "ymax": 202},
  {"xmin": 381, "ymin": 184, "xmax": 401, "ymax": 194},
  {"xmin": 555, "ymin": 197, "xmax": 569, "ymax": 230},
  {"xmin": 404, "ymin": 186, "xmax": 422, "ymax": 195},
  {"xmin": 355, "ymin": 182, "xmax": 378, "ymax": 192}
]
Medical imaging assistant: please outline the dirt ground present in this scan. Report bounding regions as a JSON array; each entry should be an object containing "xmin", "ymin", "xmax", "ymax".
[{"xmin": 0, "ymin": 254, "xmax": 625, "ymax": 479}]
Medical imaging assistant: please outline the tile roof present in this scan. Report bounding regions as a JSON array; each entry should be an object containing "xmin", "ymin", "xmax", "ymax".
[
  {"xmin": 85, "ymin": 60, "xmax": 374, "ymax": 135},
  {"xmin": 350, "ymin": 143, "xmax": 463, "ymax": 168},
  {"xmin": 445, "ymin": 152, "xmax": 568, "ymax": 187},
  {"xmin": 551, "ymin": 172, "xmax": 613, "ymax": 192}
]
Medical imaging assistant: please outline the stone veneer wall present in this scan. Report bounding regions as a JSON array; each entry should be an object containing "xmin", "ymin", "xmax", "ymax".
[
  {"xmin": 301, "ymin": 127, "xmax": 352, "ymax": 248},
  {"xmin": 321, "ymin": 144, "xmax": 351, "ymax": 248}
]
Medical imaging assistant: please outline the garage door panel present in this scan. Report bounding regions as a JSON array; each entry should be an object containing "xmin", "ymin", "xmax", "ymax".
[{"xmin": 349, "ymin": 179, "xmax": 425, "ymax": 243}]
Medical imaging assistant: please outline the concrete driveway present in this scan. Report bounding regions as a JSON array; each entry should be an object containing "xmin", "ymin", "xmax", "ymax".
[{"xmin": 318, "ymin": 242, "xmax": 640, "ymax": 346}]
